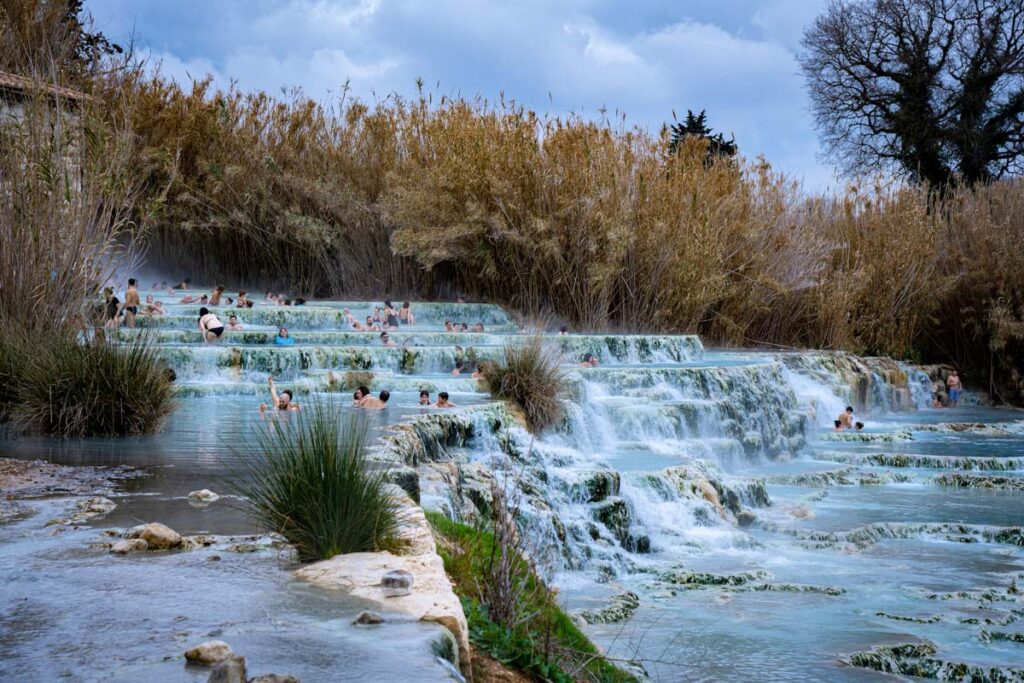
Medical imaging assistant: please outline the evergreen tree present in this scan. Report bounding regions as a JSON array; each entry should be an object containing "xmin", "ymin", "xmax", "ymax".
[{"xmin": 668, "ymin": 110, "xmax": 737, "ymax": 163}]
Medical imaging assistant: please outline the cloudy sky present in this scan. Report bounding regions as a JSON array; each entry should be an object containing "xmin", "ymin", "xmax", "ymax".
[{"xmin": 85, "ymin": 0, "xmax": 839, "ymax": 189}]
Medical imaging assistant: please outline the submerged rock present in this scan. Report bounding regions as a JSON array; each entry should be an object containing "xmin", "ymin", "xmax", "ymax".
[
  {"xmin": 353, "ymin": 610, "xmax": 384, "ymax": 625},
  {"xmin": 577, "ymin": 592, "xmax": 640, "ymax": 625},
  {"xmin": 110, "ymin": 538, "xmax": 148, "ymax": 554},
  {"xmin": 206, "ymin": 655, "xmax": 245, "ymax": 682},
  {"xmin": 660, "ymin": 569, "xmax": 770, "ymax": 587},
  {"xmin": 188, "ymin": 489, "xmax": 220, "ymax": 503},
  {"xmin": 736, "ymin": 511, "xmax": 758, "ymax": 528},
  {"xmin": 250, "ymin": 676, "xmax": 300, "ymax": 683},
  {"xmin": 934, "ymin": 473, "xmax": 1024, "ymax": 491},
  {"xmin": 184, "ymin": 640, "xmax": 234, "ymax": 665},
  {"xmin": 847, "ymin": 640, "xmax": 1024, "ymax": 681},
  {"xmin": 81, "ymin": 497, "xmax": 117, "ymax": 515}
]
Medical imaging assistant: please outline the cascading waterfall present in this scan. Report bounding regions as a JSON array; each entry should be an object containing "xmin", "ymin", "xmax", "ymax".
[{"xmin": 16, "ymin": 292, "xmax": 1017, "ymax": 681}]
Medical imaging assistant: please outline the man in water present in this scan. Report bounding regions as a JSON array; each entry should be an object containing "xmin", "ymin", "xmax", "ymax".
[
  {"xmin": 947, "ymin": 370, "xmax": 962, "ymax": 407},
  {"xmin": 580, "ymin": 353, "xmax": 600, "ymax": 368},
  {"xmin": 358, "ymin": 389, "xmax": 390, "ymax": 409},
  {"xmin": 434, "ymin": 391, "xmax": 457, "ymax": 408},
  {"xmin": 452, "ymin": 360, "xmax": 465, "ymax": 376},
  {"xmin": 123, "ymin": 278, "xmax": 140, "ymax": 328},
  {"xmin": 836, "ymin": 406, "xmax": 854, "ymax": 429},
  {"xmin": 260, "ymin": 376, "xmax": 299, "ymax": 413},
  {"xmin": 380, "ymin": 331, "xmax": 396, "ymax": 347},
  {"xmin": 227, "ymin": 315, "xmax": 243, "ymax": 331}
]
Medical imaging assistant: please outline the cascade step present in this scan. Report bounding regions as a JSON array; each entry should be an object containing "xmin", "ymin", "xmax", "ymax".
[
  {"xmin": 134, "ymin": 313, "xmax": 519, "ymax": 333},
  {"xmin": 134, "ymin": 299, "xmax": 512, "ymax": 325}
]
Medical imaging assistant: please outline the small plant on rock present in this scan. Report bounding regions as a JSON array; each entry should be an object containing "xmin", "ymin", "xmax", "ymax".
[
  {"xmin": 480, "ymin": 336, "xmax": 567, "ymax": 432},
  {"xmin": 231, "ymin": 402, "xmax": 402, "ymax": 562}
]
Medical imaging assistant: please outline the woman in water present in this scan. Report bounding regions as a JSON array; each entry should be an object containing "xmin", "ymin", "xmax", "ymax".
[
  {"xmin": 384, "ymin": 301, "xmax": 401, "ymax": 328},
  {"xmin": 399, "ymin": 302, "xmax": 415, "ymax": 325},
  {"xmin": 275, "ymin": 327, "xmax": 295, "ymax": 346},
  {"xmin": 198, "ymin": 307, "xmax": 225, "ymax": 343}
]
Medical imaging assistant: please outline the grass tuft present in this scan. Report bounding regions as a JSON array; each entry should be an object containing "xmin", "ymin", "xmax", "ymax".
[
  {"xmin": 1, "ymin": 331, "xmax": 173, "ymax": 437},
  {"xmin": 230, "ymin": 402, "xmax": 403, "ymax": 562},
  {"xmin": 481, "ymin": 336, "xmax": 568, "ymax": 433}
]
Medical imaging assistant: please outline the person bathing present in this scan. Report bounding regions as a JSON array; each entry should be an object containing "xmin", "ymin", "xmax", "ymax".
[{"xmin": 198, "ymin": 307, "xmax": 224, "ymax": 343}]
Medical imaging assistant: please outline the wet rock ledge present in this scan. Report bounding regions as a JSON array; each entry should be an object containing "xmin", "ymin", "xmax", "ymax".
[{"xmin": 293, "ymin": 486, "xmax": 470, "ymax": 677}]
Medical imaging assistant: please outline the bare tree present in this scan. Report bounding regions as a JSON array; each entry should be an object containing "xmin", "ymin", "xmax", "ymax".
[{"xmin": 800, "ymin": 0, "xmax": 1024, "ymax": 187}]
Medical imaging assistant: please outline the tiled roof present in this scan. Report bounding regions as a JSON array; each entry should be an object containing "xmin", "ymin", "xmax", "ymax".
[{"xmin": 0, "ymin": 70, "xmax": 95, "ymax": 102}]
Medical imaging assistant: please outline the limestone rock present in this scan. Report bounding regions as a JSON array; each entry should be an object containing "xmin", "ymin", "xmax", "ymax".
[
  {"xmin": 249, "ymin": 675, "xmax": 300, "ymax": 683},
  {"xmin": 736, "ymin": 511, "xmax": 758, "ymax": 528},
  {"xmin": 139, "ymin": 522, "xmax": 182, "ymax": 550},
  {"xmin": 353, "ymin": 610, "xmax": 384, "ymax": 625},
  {"xmin": 790, "ymin": 505, "xmax": 815, "ymax": 520},
  {"xmin": 184, "ymin": 640, "xmax": 233, "ymax": 665},
  {"xmin": 188, "ymin": 489, "xmax": 220, "ymax": 504},
  {"xmin": 111, "ymin": 538, "xmax": 148, "ymax": 554},
  {"xmin": 382, "ymin": 569, "xmax": 415, "ymax": 597},
  {"xmin": 206, "ymin": 655, "xmax": 245, "ymax": 682},
  {"xmin": 296, "ymin": 551, "xmax": 469, "ymax": 677},
  {"xmin": 82, "ymin": 497, "xmax": 117, "ymax": 515},
  {"xmin": 124, "ymin": 524, "xmax": 147, "ymax": 539}
]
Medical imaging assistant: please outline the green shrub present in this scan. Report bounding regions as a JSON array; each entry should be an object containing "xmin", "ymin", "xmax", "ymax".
[
  {"xmin": 231, "ymin": 403, "xmax": 402, "ymax": 562},
  {"xmin": 481, "ymin": 336, "xmax": 567, "ymax": 432},
  {"xmin": 4, "ymin": 331, "xmax": 173, "ymax": 437}
]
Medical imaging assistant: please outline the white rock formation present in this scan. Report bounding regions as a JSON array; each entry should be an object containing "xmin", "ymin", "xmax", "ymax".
[{"xmin": 294, "ymin": 488, "xmax": 469, "ymax": 676}]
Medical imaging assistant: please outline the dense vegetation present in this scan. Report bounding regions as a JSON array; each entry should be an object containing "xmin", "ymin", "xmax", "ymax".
[
  {"xmin": 0, "ymin": 332, "xmax": 173, "ymax": 437},
  {"xmin": 230, "ymin": 404, "xmax": 402, "ymax": 562}
]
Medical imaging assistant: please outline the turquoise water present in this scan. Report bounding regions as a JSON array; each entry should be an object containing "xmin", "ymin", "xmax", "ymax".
[{"xmin": 2, "ymin": 296, "xmax": 1023, "ymax": 681}]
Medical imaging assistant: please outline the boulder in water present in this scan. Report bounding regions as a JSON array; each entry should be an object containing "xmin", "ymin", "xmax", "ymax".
[
  {"xmin": 206, "ymin": 655, "xmax": 245, "ymax": 682},
  {"xmin": 184, "ymin": 640, "xmax": 234, "ymax": 665},
  {"xmin": 139, "ymin": 522, "xmax": 182, "ymax": 550},
  {"xmin": 353, "ymin": 610, "xmax": 384, "ymax": 625},
  {"xmin": 382, "ymin": 569, "xmax": 415, "ymax": 597},
  {"xmin": 581, "ymin": 470, "xmax": 620, "ymax": 502},
  {"xmin": 736, "ymin": 511, "xmax": 758, "ymax": 528},
  {"xmin": 82, "ymin": 497, "xmax": 117, "ymax": 515},
  {"xmin": 790, "ymin": 505, "xmax": 815, "ymax": 520},
  {"xmin": 188, "ymin": 489, "xmax": 220, "ymax": 503},
  {"xmin": 110, "ymin": 538, "xmax": 148, "ymax": 554},
  {"xmin": 250, "ymin": 675, "xmax": 300, "ymax": 683}
]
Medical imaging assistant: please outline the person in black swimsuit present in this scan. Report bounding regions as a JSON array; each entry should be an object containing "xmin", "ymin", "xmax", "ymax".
[{"xmin": 384, "ymin": 301, "xmax": 401, "ymax": 328}]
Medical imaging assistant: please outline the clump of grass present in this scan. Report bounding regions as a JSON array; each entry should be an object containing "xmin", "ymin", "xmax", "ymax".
[
  {"xmin": 4, "ymin": 332, "xmax": 173, "ymax": 437},
  {"xmin": 481, "ymin": 336, "xmax": 567, "ymax": 432},
  {"xmin": 231, "ymin": 403, "xmax": 402, "ymax": 562}
]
